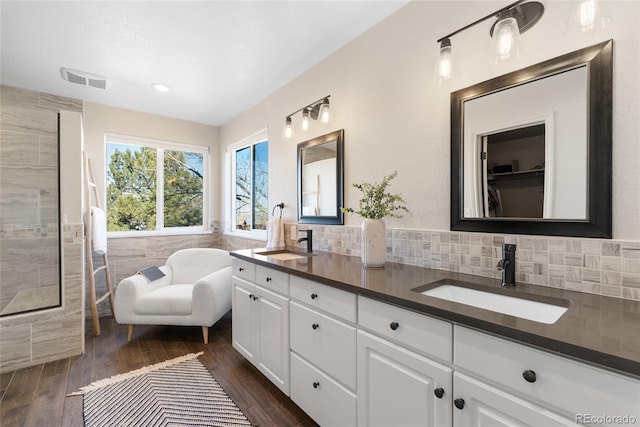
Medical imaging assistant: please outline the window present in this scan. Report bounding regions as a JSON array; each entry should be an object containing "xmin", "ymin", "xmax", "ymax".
[
  {"xmin": 230, "ymin": 131, "xmax": 268, "ymax": 235},
  {"xmin": 106, "ymin": 134, "xmax": 209, "ymax": 234}
]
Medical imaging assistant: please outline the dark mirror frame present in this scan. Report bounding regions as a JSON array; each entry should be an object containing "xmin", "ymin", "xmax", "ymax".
[
  {"xmin": 451, "ymin": 40, "xmax": 612, "ymax": 238},
  {"xmin": 297, "ymin": 129, "xmax": 345, "ymax": 225}
]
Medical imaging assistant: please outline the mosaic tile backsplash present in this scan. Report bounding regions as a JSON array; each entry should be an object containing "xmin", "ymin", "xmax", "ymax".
[{"xmin": 284, "ymin": 224, "xmax": 640, "ymax": 302}]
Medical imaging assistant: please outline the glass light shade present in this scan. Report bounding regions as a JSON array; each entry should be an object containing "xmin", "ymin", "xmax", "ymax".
[
  {"xmin": 492, "ymin": 16, "xmax": 521, "ymax": 63},
  {"xmin": 438, "ymin": 42, "xmax": 453, "ymax": 80},
  {"xmin": 570, "ymin": 0, "xmax": 612, "ymax": 32},
  {"xmin": 301, "ymin": 108, "xmax": 310, "ymax": 131},
  {"xmin": 283, "ymin": 117, "xmax": 294, "ymax": 139},
  {"xmin": 319, "ymin": 100, "xmax": 330, "ymax": 123}
]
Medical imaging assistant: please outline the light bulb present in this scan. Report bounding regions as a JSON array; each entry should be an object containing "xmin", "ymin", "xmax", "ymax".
[
  {"xmin": 578, "ymin": 0, "xmax": 596, "ymax": 29},
  {"xmin": 301, "ymin": 108, "xmax": 310, "ymax": 131},
  {"xmin": 493, "ymin": 15, "xmax": 521, "ymax": 63},
  {"xmin": 283, "ymin": 117, "xmax": 294, "ymax": 139},
  {"xmin": 319, "ymin": 99, "xmax": 330, "ymax": 123},
  {"xmin": 438, "ymin": 38, "xmax": 453, "ymax": 80}
]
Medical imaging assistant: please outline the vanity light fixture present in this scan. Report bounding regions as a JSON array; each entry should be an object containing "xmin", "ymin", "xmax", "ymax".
[
  {"xmin": 282, "ymin": 95, "xmax": 331, "ymax": 139},
  {"xmin": 435, "ymin": 0, "xmax": 544, "ymax": 81}
]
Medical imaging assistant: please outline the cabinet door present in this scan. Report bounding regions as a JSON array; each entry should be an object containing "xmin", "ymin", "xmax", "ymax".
[
  {"xmin": 453, "ymin": 372, "xmax": 578, "ymax": 427},
  {"xmin": 357, "ymin": 330, "xmax": 452, "ymax": 427},
  {"xmin": 255, "ymin": 285, "xmax": 290, "ymax": 395},
  {"xmin": 231, "ymin": 277, "xmax": 256, "ymax": 363}
]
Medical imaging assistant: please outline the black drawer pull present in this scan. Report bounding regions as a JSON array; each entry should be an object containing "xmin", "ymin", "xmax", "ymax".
[
  {"xmin": 266, "ymin": 277, "xmax": 272, "ymax": 282},
  {"xmin": 311, "ymin": 293, "xmax": 318, "ymax": 300},
  {"xmin": 522, "ymin": 370, "xmax": 537, "ymax": 383},
  {"xmin": 454, "ymin": 398, "xmax": 465, "ymax": 410},
  {"xmin": 390, "ymin": 322, "xmax": 399, "ymax": 331},
  {"xmin": 434, "ymin": 388, "xmax": 445, "ymax": 399},
  {"xmin": 248, "ymin": 293, "xmax": 253, "ymax": 300},
  {"xmin": 313, "ymin": 382, "xmax": 320, "ymax": 389},
  {"xmin": 312, "ymin": 323, "xmax": 319, "ymax": 330},
  {"xmin": 253, "ymin": 295, "xmax": 258, "ymax": 301},
  {"xmin": 239, "ymin": 267, "xmax": 245, "ymax": 272}
]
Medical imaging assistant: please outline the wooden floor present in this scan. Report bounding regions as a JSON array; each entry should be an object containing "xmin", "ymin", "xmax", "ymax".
[{"xmin": 0, "ymin": 312, "xmax": 318, "ymax": 427}]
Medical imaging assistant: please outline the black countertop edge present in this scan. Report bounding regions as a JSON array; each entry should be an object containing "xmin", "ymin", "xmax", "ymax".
[{"xmin": 230, "ymin": 250, "xmax": 640, "ymax": 379}]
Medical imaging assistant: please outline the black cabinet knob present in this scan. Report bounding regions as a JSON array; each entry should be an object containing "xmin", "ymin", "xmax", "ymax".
[
  {"xmin": 313, "ymin": 382, "xmax": 320, "ymax": 389},
  {"xmin": 390, "ymin": 322, "xmax": 399, "ymax": 331},
  {"xmin": 522, "ymin": 370, "xmax": 537, "ymax": 383},
  {"xmin": 454, "ymin": 398, "xmax": 465, "ymax": 410},
  {"xmin": 253, "ymin": 296, "xmax": 258, "ymax": 301},
  {"xmin": 311, "ymin": 293, "xmax": 318, "ymax": 300},
  {"xmin": 434, "ymin": 388, "xmax": 445, "ymax": 399},
  {"xmin": 239, "ymin": 267, "xmax": 245, "ymax": 272},
  {"xmin": 266, "ymin": 277, "xmax": 272, "ymax": 282},
  {"xmin": 312, "ymin": 323, "xmax": 319, "ymax": 330},
  {"xmin": 248, "ymin": 293, "xmax": 253, "ymax": 300}
]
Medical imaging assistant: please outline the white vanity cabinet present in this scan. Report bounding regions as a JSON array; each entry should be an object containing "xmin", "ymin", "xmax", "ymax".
[
  {"xmin": 289, "ymin": 276, "xmax": 358, "ymax": 426},
  {"xmin": 453, "ymin": 326, "xmax": 640, "ymax": 427},
  {"xmin": 357, "ymin": 296, "xmax": 453, "ymax": 427},
  {"xmin": 231, "ymin": 261, "xmax": 290, "ymax": 395}
]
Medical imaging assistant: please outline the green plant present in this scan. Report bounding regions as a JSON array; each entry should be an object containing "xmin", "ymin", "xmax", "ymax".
[{"xmin": 341, "ymin": 171, "xmax": 410, "ymax": 219}]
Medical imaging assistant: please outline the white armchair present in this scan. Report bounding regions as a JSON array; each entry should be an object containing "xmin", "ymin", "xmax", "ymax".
[{"xmin": 114, "ymin": 248, "xmax": 233, "ymax": 344}]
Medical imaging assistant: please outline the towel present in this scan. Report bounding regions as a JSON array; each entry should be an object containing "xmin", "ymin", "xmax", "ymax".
[
  {"xmin": 266, "ymin": 217, "xmax": 285, "ymax": 250},
  {"xmin": 91, "ymin": 207, "xmax": 107, "ymax": 255}
]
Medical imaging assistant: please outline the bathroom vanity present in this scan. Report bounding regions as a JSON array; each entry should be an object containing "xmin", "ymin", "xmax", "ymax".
[{"xmin": 230, "ymin": 249, "xmax": 640, "ymax": 427}]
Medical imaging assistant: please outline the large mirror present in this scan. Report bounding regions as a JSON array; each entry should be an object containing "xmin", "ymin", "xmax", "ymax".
[
  {"xmin": 451, "ymin": 40, "xmax": 612, "ymax": 238},
  {"xmin": 297, "ymin": 129, "xmax": 344, "ymax": 225}
]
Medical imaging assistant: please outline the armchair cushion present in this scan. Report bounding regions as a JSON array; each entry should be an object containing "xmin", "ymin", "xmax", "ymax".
[{"xmin": 135, "ymin": 284, "xmax": 194, "ymax": 316}]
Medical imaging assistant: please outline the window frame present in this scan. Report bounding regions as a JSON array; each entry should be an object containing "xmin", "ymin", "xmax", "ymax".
[
  {"xmin": 227, "ymin": 129, "xmax": 269, "ymax": 241},
  {"xmin": 105, "ymin": 133, "xmax": 210, "ymax": 238}
]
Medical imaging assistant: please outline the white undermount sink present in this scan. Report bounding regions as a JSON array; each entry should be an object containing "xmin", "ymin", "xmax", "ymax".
[
  {"xmin": 255, "ymin": 250, "xmax": 311, "ymax": 261},
  {"xmin": 421, "ymin": 284, "xmax": 568, "ymax": 324}
]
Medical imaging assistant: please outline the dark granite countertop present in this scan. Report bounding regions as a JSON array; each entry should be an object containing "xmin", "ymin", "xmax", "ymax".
[{"xmin": 231, "ymin": 249, "xmax": 640, "ymax": 379}]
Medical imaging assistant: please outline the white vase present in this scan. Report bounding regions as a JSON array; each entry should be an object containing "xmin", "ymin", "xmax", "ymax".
[{"xmin": 361, "ymin": 218, "xmax": 386, "ymax": 267}]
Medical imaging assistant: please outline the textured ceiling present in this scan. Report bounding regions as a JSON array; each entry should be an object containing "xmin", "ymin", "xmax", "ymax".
[{"xmin": 0, "ymin": 1, "xmax": 408, "ymax": 126}]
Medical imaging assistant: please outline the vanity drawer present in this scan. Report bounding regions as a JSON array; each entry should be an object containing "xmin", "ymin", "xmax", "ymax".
[
  {"xmin": 454, "ymin": 326, "xmax": 640, "ymax": 424},
  {"xmin": 256, "ymin": 265, "xmax": 289, "ymax": 296},
  {"xmin": 358, "ymin": 296, "xmax": 452, "ymax": 363},
  {"xmin": 232, "ymin": 259, "xmax": 255, "ymax": 282},
  {"xmin": 290, "ymin": 352, "xmax": 357, "ymax": 427},
  {"xmin": 290, "ymin": 275, "xmax": 356, "ymax": 323},
  {"xmin": 290, "ymin": 300, "xmax": 357, "ymax": 390}
]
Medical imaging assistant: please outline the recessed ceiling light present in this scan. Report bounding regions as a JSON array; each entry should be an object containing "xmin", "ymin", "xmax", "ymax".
[{"xmin": 151, "ymin": 83, "xmax": 170, "ymax": 92}]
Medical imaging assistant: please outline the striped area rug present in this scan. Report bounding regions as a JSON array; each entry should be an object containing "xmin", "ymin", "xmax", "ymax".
[{"xmin": 70, "ymin": 352, "xmax": 252, "ymax": 426}]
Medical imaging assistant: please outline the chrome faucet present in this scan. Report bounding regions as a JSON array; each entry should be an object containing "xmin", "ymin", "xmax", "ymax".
[
  {"xmin": 297, "ymin": 229, "xmax": 313, "ymax": 253},
  {"xmin": 496, "ymin": 243, "xmax": 516, "ymax": 287}
]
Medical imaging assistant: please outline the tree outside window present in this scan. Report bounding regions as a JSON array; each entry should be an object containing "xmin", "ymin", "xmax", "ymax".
[
  {"xmin": 233, "ymin": 139, "xmax": 268, "ymax": 232},
  {"xmin": 106, "ymin": 138, "xmax": 207, "ymax": 233}
]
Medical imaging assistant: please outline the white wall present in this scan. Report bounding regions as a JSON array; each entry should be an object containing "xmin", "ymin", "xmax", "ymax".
[
  {"xmin": 82, "ymin": 102, "xmax": 219, "ymax": 227},
  {"xmin": 219, "ymin": 0, "xmax": 640, "ymax": 241}
]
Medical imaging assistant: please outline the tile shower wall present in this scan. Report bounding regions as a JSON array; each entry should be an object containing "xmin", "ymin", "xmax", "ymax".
[
  {"xmin": 279, "ymin": 224, "xmax": 640, "ymax": 302},
  {"xmin": 0, "ymin": 86, "xmax": 84, "ymax": 373},
  {"xmin": 0, "ymin": 224, "xmax": 84, "ymax": 373}
]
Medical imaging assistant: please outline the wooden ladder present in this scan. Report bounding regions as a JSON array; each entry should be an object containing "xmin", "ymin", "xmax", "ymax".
[{"xmin": 83, "ymin": 151, "xmax": 115, "ymax": 336}]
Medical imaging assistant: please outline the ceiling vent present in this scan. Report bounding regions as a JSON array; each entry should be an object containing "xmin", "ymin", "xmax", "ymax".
[{"xmin": 60, "ymin": 67, "xmax": 111, "ymax": 90}]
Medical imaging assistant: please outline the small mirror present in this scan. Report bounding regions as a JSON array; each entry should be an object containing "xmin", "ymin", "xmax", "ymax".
[
  {"xmin": 297, "ymin": 129, "xmax": 344, "ymax": 225},
  {"xmin": 451, "ymin": 40, "xmax": 612, "ymax": 238}
]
